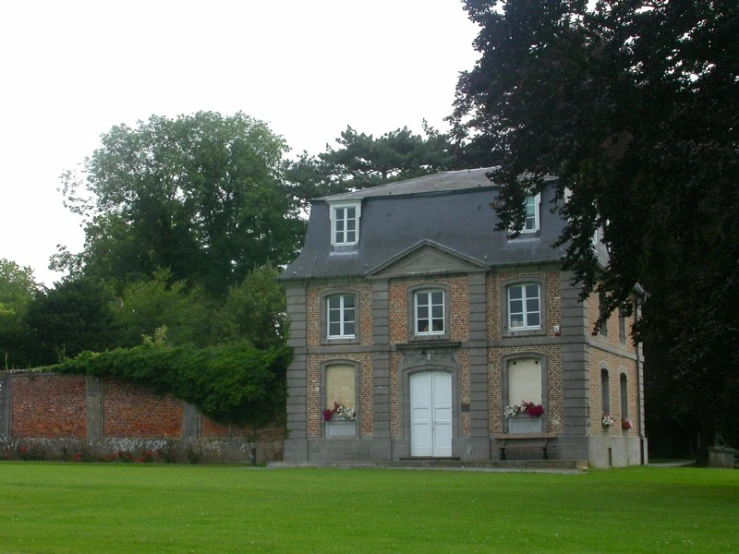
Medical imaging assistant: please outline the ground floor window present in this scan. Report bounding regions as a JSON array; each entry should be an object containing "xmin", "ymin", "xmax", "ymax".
[
  {"xmin": 506, "ymin": 358, "xmax": 544, "ymax": 433},
  {"xmin": 324, "ymin": 363, "xmax": 357, "ymax": 437}
]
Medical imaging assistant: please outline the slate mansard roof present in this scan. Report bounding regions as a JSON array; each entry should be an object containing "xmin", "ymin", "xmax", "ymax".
[{"xmin": 280, "ymin": 167, "xmax": 565, "ymax": 281}]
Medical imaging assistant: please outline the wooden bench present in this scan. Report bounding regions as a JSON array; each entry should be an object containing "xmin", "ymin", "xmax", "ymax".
[{"xmin": 492, "ymin": 433, "xmax": 557, "ymax": 460}]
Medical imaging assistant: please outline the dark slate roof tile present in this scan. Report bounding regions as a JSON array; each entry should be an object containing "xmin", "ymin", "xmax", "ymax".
[{"xmin": 282, "ymin": 168, "xmax": 566, "ymax": 280}]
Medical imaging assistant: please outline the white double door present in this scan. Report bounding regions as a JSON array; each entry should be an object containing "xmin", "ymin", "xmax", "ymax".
[{"xmin": 410, "ymin": 371, "xmax": 452, "ymax": 457}]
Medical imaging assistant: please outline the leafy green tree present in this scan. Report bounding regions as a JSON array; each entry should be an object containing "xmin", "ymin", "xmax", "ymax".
[
  {"xmin": 24, "ymin": 277, "xmax": 118, "ymax": 364},
  {"xmin": 57, "ymin": 111, "xmax": 304, "ymax": 297},
  {"xmin": 212, "ymin": 264, "xmax": 288, "ymax": 350},
  {"xmin": 0, "ymin": 259, "xmax": 38, "ymax": 368},
  {"xmin": 451, "ymin": 1, "xmax": 739, "ymax": 444},
  {"xmin": 286, "ymin": 122, "xmax": 465, "ymax": 206},
  {"xmin": 114, "ymin": 268, "xmax": 211, "ymax": 348}
]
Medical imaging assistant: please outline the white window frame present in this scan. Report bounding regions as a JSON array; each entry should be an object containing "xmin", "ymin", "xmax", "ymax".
[
  {"xmin": 522, "ymin": 193, "xmax": 541, "ymax": 233},
  {"xmin": 507, "ymin": 283, "xmax": 542, "ymax": 331},
  {"xmin": 326, "ymin": 294, "xmax": 356, "ymax": 339},
  {"xmin": 329, "ymin": 202, "xmax": 361, "ymax": 246},
  {"xmin": 414, "ymin": 289, "xmax": 445, "ymax": 336}
]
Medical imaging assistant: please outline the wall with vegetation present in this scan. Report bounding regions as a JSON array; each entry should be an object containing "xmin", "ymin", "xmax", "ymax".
[{"xmin": 0, "ymin": 371, "xmax": 284, "ymax": 463}]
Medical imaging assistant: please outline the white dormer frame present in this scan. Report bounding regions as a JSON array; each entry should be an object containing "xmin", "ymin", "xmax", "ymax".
[
  {"xmin": 329, "ymin": 201, "xmax": 362, "ymax": 246},
  {"xmin": 521, "ymin": 193, "xmax": 541, "ymax": 233}
]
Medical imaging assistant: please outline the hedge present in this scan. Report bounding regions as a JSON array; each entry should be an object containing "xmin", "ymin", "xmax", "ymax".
[{"xmin": 51, "ymin": 342, "xmax": 292, "ymax": 428}]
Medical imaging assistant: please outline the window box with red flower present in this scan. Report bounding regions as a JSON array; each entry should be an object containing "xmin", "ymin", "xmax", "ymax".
[
  {"xmin": 323, "ymin": 402, "xmax": 357, "ymax": 437},
  {"xmin": 504, "ymin": 401, "xmax": 544, "ymax": 433}
]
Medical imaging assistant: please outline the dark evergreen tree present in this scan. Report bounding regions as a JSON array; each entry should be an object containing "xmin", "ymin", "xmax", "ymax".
[
  {"xmin": 286, "ymin": 122, "xmax": 469, "ymax": 206},
  {"xmin": 451, "ymin": 0, "xmax": 739, "ymax": 447}
]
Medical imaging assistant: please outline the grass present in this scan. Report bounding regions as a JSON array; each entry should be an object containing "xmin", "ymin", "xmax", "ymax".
[{"xmin": 0, "ymin": 464, "xmax": 737, "ymax": 553}]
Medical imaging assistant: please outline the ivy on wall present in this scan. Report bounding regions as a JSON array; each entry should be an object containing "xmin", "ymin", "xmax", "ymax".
[{"xmin": 51, "ymin": 342, "xmax": 292, "ymax": 427}]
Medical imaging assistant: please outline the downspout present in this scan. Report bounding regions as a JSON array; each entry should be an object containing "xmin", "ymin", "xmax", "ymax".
[{"xmin": 635, "ymin": 299, "xmax": 645, "ymax": 465}]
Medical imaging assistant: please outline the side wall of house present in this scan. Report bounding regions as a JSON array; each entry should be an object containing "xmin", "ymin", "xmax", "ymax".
[
  {"xmin": 585, "ymin": 294, "xmax": 647, "ymax": 468},
  {"xmin": 0, "ymin": 372, "xmax": 283, "ymax": 463}
]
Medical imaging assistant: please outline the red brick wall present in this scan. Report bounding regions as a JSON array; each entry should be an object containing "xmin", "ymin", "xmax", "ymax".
[
  {"xmin": 103, "ymin": 380, "xmax": 183, "ymax": 438},
  {"xmin": 12, "ymin": 374, "xmax": 86, "ymax": 438},
  {"xmin": 201, "ymin": 418, "xmax": 284, "ymax": 440},
  {"xmin": 202, "ymin": 417, "xmax": 231, "ymax": 437}
]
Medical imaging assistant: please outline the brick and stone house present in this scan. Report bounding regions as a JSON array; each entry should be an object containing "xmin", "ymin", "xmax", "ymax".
[{"xmin": 280, "ymin": 168, "xmax": 646, "ymax": 468}]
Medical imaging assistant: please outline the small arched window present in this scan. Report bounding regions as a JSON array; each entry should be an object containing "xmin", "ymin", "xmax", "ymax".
[
  {"xmin": 601, "ymin": 369, "xmax": 610, "ymax": 414},
  {"xmin": 620, "ymin": 373, "xmax": 628, "ymax": 419}
]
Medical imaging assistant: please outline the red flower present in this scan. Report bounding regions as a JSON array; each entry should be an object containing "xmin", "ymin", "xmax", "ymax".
[{"xmin": 322, "ymin": 409, "xmax": 334, "ymax": 422}]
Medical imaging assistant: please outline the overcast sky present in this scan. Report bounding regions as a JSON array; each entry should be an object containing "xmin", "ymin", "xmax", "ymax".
[{"xmin": 0, "ymin": 0, "xmax": 479, "ymax": 286}]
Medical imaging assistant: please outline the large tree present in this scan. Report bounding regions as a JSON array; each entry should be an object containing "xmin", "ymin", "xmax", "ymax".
[
  {"xmin": 113, "ymin": 268, "xmax": 211, "ymax": 349},
  {"xmin": 451, "ymin": 1, "xmax": 739, "ymax": 444},
  {"xmin": 24, "ymin": 277, "xmax": 118, "ymax": 365},
  {"xmin": 211, "ymin": 263, "xmax": 288, "ymax": 350},
  {"xmin": 285, "ymin": 122, "xmax": 467, "ymax": 206},
  {"xmin": 0, "ymin": 259, "xmax": 38, "ymax": 368},
  {"xmin": 58, "ymin": 111, "xmax": 304, "ymax": 297}
]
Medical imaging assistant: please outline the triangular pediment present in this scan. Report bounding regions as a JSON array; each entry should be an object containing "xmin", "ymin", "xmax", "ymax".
[{"xmin": 366, "ymin": 241, "xmax": 487, "ymax": 278}]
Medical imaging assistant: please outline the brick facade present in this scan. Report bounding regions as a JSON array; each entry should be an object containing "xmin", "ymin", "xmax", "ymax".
[
  {"xmin": 306, "ymin": 352, "xmax": 373, "ymax": 437},
  {"xmin": 306, "ymin": 283, "xmax": 374, "ymax": 347},
  {"xmin": 487, "ymin": 345, "xmax": 564, "ymax": 434},
  {"xmin": 487, "ymin": 271, "xmax": 561, "ymax": 340},
  {"xmin": 587, "ymin": 292, "xmax": 638, "ymax": 354},
  {"xmin": 281, "ymin": 175, "xmax": 646, "ymax": 467},
  {"xmin": 11, "ymin": 374, "xmax": 86, "ymax": 438},
  {"xmin": 390, "ymin": 352, "xmax": 401, "ymax": 437},
  {"xmin": 104, "ymin": 380, "xmax": 183, "ymax": 437},
  {"xmin": 459, "ymin": 349, "xmax": 471, "ymax": 436},
  {"xmin": 389, "ymin": 276, "xmax": 469, "ymax": 344},
  {"xmin": 287, "ymin": 267, "xmax": 644, "ymax": 467},
  {"xmin": 588, "ymin": 350, "xmax": 640, "ymax": 437}
]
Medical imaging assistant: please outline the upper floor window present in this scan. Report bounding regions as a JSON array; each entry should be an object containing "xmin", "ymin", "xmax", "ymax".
[
  {"xmin": 508, "ymin": 284, "xmax": 541, "ymax": 330},
  {"xmin": 618, "ymin": 307, "xmax": 627, "ymax": 344},
  {"xmin": 327, "ymin": 294, "xmax": 356, "ymax": 339},
  {"xmin": 523, "ymin": 193, "xmax": 541, "ymax": 233},
  {"xmin": 330, "ymin": 202, "xmax": 361, "ymax": 246},
  {"xmin": 414, "ymin": 289, "xmax": 445, "ymax": 336},
  {"xmin": 598, "ymin": 291, "xmax": 608, "ymax": 337}
]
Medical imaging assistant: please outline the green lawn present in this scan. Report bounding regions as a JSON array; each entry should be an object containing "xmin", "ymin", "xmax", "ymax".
[{"xmin": 0, "ymin": 464, "xmax": 737, "ymax": 553}]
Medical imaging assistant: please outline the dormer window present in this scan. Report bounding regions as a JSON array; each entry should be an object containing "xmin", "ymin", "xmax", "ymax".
[
  {"xmin": 330, "ymin": 202, "xmax": 361, "ymax": 246},
  {"xmin": 523, "ymin": 193, "xmax": 541, "ymax": 233}
]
